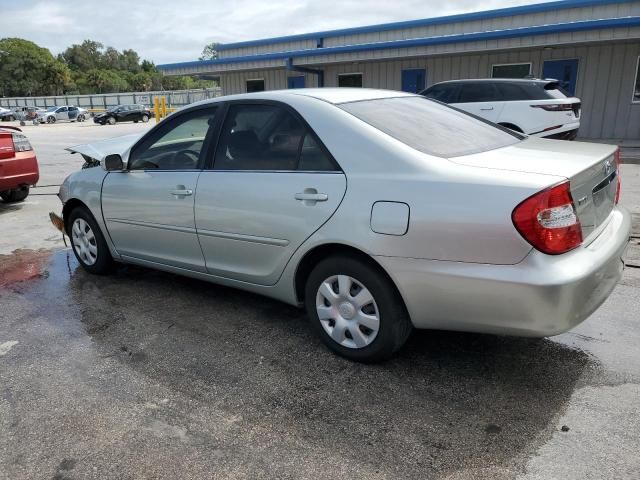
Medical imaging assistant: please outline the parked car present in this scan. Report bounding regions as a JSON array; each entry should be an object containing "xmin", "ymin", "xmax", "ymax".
[
  {"xmin": 93, "ymin": 104, "xmax": 151, "ymax": 125},
  {"xmin": 38, "ymin": 105, "xmax": 88, "ymax": 124},
  {"xmin": 0, "ymin": 126, "xmax": 39, "ymax": 202},
  {"xmin": 0, "ymin": 107, "xmax": 16, "ymax": 121},
  {"xmin": 420, "ymin": 78, "xmax": 581, "ymax": 140},
  {"xmin": 53, "ymin": 89, "xmax": 630, "ymax": 362}
]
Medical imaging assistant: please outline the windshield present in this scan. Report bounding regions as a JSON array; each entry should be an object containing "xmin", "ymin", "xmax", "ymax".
[
  {"xmin": 107, "ymin": 106, "xmax": 120, "ymax": 112},
  {"xmin": 45, "ymin": 106, "xmax": 58, "ymax": 112},
  {"xmin": 339, "ymin": 96, "xmax": 522, "ymax": 158}
]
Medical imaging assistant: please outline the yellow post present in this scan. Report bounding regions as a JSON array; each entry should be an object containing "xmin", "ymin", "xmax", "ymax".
[
  {"xmin": 160, "ymin": 96, "xmax": 167, "ymax": 119},
  {"xmin": 154, "ymin": 97, "xmax": 160, "ymax": 123}
]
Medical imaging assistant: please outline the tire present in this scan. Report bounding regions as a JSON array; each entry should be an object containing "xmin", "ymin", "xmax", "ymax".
[
  {"xmin": 46, "ymin": 116, "xmax": 56, "ymax": 124},
  {"xmin": 77, "ymin": 114, "xmax": 85, "ymax": 122},
  {"xmin": 141, "ymin": 115, "xmax": 149, "ymax": 123},
  {"xmin": 0, "ymin": 187, "xmax": 29, "ymax": 203},
  {"xmin": 68, "ymin": 207, "xmax": 114, "ymax": 274},
  {"xmin": 107, "ymin": 117, "xmax": 116, "ymax": 125},
  {"xmin": 304, "ymin": 255, "xmax": 412, "ymax": 362}
]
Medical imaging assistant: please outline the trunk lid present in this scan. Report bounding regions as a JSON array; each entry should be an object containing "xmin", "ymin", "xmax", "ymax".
[{"xmin": 450, "ymin": 137, "xmax": 618, "ymax": 241}]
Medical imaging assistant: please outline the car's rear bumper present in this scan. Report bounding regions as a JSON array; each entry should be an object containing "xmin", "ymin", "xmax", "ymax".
[
  {"xmin": 376, "ymin": 206, "xmax": 631, "ymax": 337},
  {"xmin": 530, "ymin": 121, "xmax": 580, "ymax": 140},
  {"xmin": 0, "ymin": 152, "xmax": 40, "ymax": 191}
]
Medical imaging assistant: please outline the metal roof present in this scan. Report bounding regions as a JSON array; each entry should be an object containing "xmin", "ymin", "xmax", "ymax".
[
  {"xmin": 158, "ymin": 16, "xmax": 640, "ymax": 71},
  {"xmin": 215, "ymin": 0, "xmax": 636, "ymax": 51}
]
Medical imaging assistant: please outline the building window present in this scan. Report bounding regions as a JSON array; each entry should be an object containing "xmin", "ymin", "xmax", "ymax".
[
  {"xmin": 338, "ymin": 73, "xmax": 363, "ymax": 88},
  {"xmin": 246, "ymin": 79, "xmax": 265, "ymax": 93},
  {"xmin": 491, "ymin": 63, "xmax": 532, "ymax": 79},
  {"xmin": 634, "ymin": 57, "xmax": 640, "ymax": 103}
]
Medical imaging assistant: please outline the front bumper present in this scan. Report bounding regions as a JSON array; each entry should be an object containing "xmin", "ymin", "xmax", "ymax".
[{"xmin": 376, "ymin": 206, "xmax": 631, "ymax": 337}]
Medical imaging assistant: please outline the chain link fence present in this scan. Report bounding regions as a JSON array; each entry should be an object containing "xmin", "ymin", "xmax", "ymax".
[{"xmin": 0, "ymin": 87, "xmax": 223, "ymax": 111}]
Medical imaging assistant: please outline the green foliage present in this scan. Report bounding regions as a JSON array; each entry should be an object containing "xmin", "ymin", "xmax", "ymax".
[
  {"xmin": 199, "ymin": 42, "xmax": 220, "ymax": 61},
  {"xmin": 1, "ymin": 37, "xmax": 217, "ymax": 96},
  {"xmin": 0, "ymin": 38, "xmax": 72, "ymax": 96}
]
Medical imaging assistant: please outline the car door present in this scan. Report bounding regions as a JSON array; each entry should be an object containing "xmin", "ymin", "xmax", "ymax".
[
  {"xmin": 451, "ymin": 82, "xmax": 504, "ymax": 122},
  {"xmin": 56, "ymin": 107, "xmax": 69, "ymax": 122},
  {"xmin": 101, "ymin": 106, "xmax": 220, "ymax": 271},
  {"xmin": 195, "ymin": 102, "xmax": 347, "ymax": 286}
]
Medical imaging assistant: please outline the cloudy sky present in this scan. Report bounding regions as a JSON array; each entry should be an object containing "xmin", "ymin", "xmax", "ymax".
[{"xmin": 1, "ymin": 0, "xmax": 552, "ymax": 65}]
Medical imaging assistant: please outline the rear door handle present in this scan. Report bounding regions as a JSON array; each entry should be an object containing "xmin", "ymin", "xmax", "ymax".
[
  {"xmin": 171, "ymin": 188, "xmax": 193, "ymax": 197},
  {"xmin": 295, "ymin": 193, "xmax": 328, "ymax": 202}
]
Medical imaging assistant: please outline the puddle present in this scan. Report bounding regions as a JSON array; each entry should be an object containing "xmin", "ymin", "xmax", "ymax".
[{"xmin": 0, "ymin": 249, "xmax": 53, "ymax": 288}]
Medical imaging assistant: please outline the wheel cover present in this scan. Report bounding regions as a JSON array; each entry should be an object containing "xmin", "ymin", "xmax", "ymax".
[
  {"xmin": 316, "ymin": 275, "xmax": 380, "ymax": 349},
  {"xmin": 71, "ymin": 218, "xmax": 98, "ymax": 266}
]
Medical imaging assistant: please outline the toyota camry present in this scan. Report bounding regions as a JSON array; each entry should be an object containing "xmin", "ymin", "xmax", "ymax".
[{"xmin": 52, "ymin": 88, "xmax": 631, "ymax": 362}]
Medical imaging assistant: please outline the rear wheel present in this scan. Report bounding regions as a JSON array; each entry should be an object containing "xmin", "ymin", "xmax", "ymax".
[
  {"xmin": 107, "ymin": 117, "xmax": 116, "ymax": 125},
  {"xmin": 304, "ymin": 255, "xmax": 412, "ymax": 362},
  {"xmin": 0, "ymin": 187, "xmax": 29, "ymax": 203},
  {"xmin": 68, "ymin": 207, "xmax": 114, "ymax": 274},
  {"xmin": 141, "ymin": 115, "xmax": 149, "ymax": 123}
]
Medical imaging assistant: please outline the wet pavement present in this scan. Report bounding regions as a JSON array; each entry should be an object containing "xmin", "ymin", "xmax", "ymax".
[{"xmin": 1, "ymin": 124, "xmax": 640, "ymax": 479}]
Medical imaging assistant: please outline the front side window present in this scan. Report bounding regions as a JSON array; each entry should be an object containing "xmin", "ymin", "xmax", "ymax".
[
  {"xmin": 128, "ymin": 108, "xmax": 217, "ymax": 170},
  {"xmin": 634, "ymin": 57, "xmax": 640, "ymax": 103},
  {"xmin": 423, "ymin": 84, "xmax": 459, "ymax": 103},
  {"xmin": 492, "ymin": 63, "xmax": 532, "ymax": 79},
  {"xmin": 214, "ymin": 103, "xmax": 337, "ymax": 171},
  {"xmin": 339, "ymin": 96, "xmax": 521, "ymax": 158},
  {"xmin": 338, "ymin": 74, "xmax": 363, "ymax": 88}
]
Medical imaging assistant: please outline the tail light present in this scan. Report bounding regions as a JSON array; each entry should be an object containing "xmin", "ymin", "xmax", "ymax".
[
  {"xmin": 530, "ymin": 104, "xmax": 574, "ymax": 112},
  {"xmin": 12, "ymin": 133, "xmax": 33, "ymax": 152},
  {"xmin": 512, "ymin": 181, "xmax": 583, "ymax": 255},
  {"xmin": 614, "ymin": 147, "xmax": 621, "ymax": 204},
  {"xmin": 0, "ymin": 135, "xmax": 13, "ymax": 159}
]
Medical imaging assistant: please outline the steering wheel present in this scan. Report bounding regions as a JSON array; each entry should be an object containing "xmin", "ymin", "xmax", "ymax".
[{"xmin": 173, "ymin": 149, "xmax": 200, "ymax": 168}]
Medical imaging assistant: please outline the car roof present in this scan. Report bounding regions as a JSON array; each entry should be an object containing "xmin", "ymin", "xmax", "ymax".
[
  {"xmin": 192, "ymin": 88, "xmax": 416, "ymax": 107},
  {"xmin": 430, "ymin": 78, "xmax": 556, "ymax": 86}
]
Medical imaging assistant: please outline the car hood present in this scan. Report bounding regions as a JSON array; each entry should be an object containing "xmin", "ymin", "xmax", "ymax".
[{"xmin": 66, "ymin": 133, "xmax": 143, "ymax": 162}]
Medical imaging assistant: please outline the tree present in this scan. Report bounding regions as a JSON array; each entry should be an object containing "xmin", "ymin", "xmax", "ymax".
[
  {"xmin": 60, "ymin": 40, "xmax": 104, "ymax": 71},
  {"xmin": 0, "ymin": 38, "xmax": 71, "ymax": 96},
  {"xmin": 199, "ymin": 42, "xmax": 220, "ymax": 61}
]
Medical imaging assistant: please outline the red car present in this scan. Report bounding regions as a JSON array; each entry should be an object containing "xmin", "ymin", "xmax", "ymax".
[{"xmin": 0, "ymin": 126, "xmax": 39, "ymax": 202}]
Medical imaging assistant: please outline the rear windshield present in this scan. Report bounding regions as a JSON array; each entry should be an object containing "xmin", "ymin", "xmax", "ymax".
[{"xmin": 339, "ymin": 96, "xmax": 521, "ymax": 158}]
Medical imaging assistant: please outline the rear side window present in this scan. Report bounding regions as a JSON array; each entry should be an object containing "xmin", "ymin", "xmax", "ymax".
[
  {"xmin": 214, "ymin": 104, "xmax": 338, "ymax": 171},
  {"xmin": 497, "ymin": 82, "xmax": 569, "ymax": 101},
  {"xmin": 457, "ymin": 83, "xmax": 500, "ymax": 103},
  {"xmin": 339, "ymin": 97, "xmax": 521, "ymax": 158}
]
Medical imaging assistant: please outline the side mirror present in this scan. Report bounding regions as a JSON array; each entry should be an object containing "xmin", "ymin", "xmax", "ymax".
[{"xmin": 103, "ymin": 154, "xmax": 124, "ymax": 171}]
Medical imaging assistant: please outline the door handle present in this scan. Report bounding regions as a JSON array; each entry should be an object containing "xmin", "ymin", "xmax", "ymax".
[
  {"xmin": 295, "ymin": 193, "xmax": 328, "ymax": 202},
  {"xmin": 171, "ymin": 186, "xmax": 193, "ymax": 197},
  {"xmin": 480, "ymin": 107, "xmax": 494, "ymax": 111}
]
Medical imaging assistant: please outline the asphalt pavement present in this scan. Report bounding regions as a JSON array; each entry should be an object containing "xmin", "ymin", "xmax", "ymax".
[{"xmin": 1, "ymin": 122, "xmax": 639, "ymax": 479}]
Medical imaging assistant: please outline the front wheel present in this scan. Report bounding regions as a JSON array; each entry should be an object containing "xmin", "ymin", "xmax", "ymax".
[
  {"xmin": 107, "ymin": 117, "xmax": 116, "ymax": 125},
  {"xmin": 141, "ymin": 115, "xmax": 149, "ymax": 123},
  {"xmin": 304, "ymin": 255, "xmax": 412, "ymax": 362},
  {"xmin": 46, "ymin": 116, "xmax": 55, "ymax": 124},
  {"xmin": 0, "ymin": 187, "xmax": 29, "ymax": 203},
  {"xmin": 68, "ymin": 207, "xmax": 114, "ymax": 274}
]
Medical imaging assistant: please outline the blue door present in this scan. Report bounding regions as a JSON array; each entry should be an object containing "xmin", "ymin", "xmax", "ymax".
[
  {"xmin": 401, "ymin": 69, "xmax": 426, "ymax": 93},
  {"xmin": 542, "ymin": 59, "xmax": 579, "ymax": 96},
  {"xmin": 287, "ymin": 76, "xmax": 305, "ymax": 89}
]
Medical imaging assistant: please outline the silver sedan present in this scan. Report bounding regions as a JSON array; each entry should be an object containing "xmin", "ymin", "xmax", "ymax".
[{"xmin": 54, "ymin": 89, "xmax": 631, "ymax": 362}]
